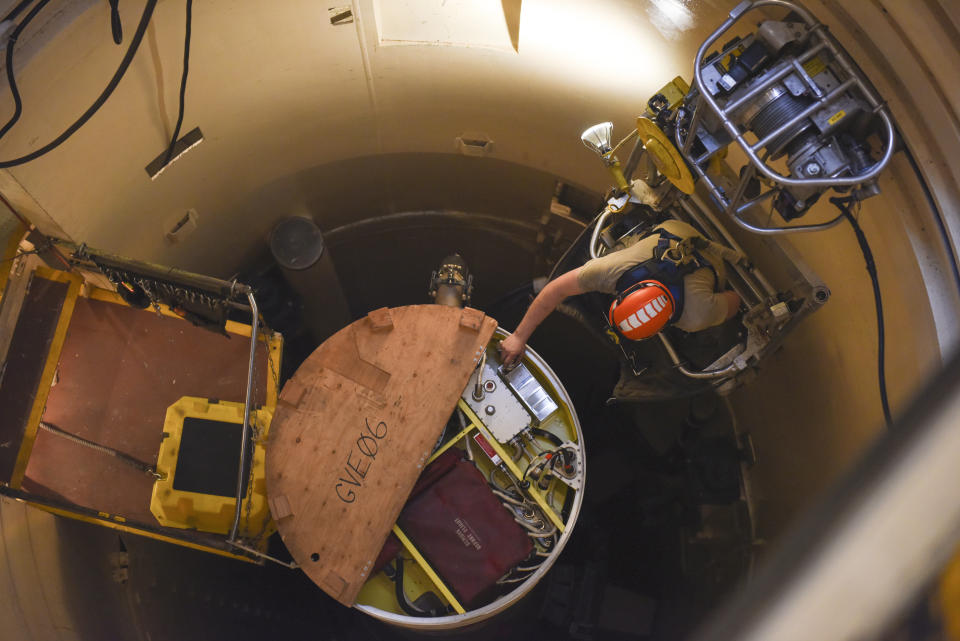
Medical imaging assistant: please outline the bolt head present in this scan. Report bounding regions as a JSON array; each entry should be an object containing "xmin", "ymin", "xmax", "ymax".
[
  {"xmin": 804, "ymin": 162, "xmax": 821, "ymax": 176},
  {"xmin": 485, "ymin": 405, "xmax": 496, "ymax": 415}
]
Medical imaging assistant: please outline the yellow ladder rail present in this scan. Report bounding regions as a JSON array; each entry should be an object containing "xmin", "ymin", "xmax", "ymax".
[
  {"xmin": 457, "ymin": 399, "xmax": 565, "ymax": 532},
  {"xmin": 426, "ymin": 422, "xmax": 476, "ymax": 466},
  {"xmin": 392, "ymin": 525, "xmax": 466, "ymax": 615}
]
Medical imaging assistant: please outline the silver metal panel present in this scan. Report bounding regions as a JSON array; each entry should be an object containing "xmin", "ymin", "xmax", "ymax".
[
  {"xmin": 498, "ymin": 363, "xmax": 558, "ymax": 425},
  {"xmin": 461, "ymin": 362, "xmax": 531, "ymax": 442}
]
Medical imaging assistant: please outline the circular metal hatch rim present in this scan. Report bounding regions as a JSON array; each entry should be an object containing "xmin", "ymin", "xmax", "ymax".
[{"xmin": 354, "ymin": 327, "xmax": 587, "ymax": 630}]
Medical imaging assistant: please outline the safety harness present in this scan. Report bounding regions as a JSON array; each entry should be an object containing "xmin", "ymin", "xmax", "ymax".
[{"xmin": 611, "ymin": 228, "xmax": 720, "ymax": 327}]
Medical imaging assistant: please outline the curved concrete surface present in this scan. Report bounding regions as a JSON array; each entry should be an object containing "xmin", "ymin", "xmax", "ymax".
[{"xmin": 0, "ymin": 0, "xmax": 958, "ymax": 638}]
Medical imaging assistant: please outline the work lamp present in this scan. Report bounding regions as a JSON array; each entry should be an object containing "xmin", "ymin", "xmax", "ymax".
[{"xmin": 580, "ymin": 122, "xmax": 614, "ymax": 156}]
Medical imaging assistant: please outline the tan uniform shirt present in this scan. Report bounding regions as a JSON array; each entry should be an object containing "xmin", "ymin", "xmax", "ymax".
[{"xmin": 577, "ymin": 220, "xmax": 741, "ymax": 333}]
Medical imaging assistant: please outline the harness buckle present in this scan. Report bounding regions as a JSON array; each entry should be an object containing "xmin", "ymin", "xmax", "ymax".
[{"xmin": 662, "ymin": 238, "xmax": 695, "ymax": 266}]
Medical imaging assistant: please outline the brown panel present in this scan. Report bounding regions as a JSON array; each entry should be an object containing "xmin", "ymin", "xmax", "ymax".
[
  {"xmin": 0, "ymin": 276, "xmax": 69, "ymax": 483},
  {"xmin": 25, "ymin": 296, "xmax": 269, "ymax": 523},
  {"xmin": 266, "ymin": 304, "xmax": 496, "ymax": 606},
  {"xmin": 0, "ymin": 255, "xmax": 42, "ymax": 378}
]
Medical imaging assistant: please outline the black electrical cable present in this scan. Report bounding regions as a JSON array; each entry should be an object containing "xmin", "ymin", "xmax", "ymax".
[
  {"xmin": 160, "ymin": 0, "xmax": 191, "ymax": 169},
  {"xmin": 391, "ymin": 559, "xmax": 447, "ymax": 617},
  {"xmin": 0, "ymin": 0, "xmax": 51, "ymax": 141},
  {"xmin": 0, "ymin": 0, "xmax": 158, "ymax": 168},
  {"xmin": 108, "ymin": 0, "xmax": 122, "ymax": 44},
  {"xmin": 1, "ymin": 0, "xmax": 35, "ymax": 23},
  {"xmin": 0, "ymin": 248, "xmax": 38, "ymax": 264},
  {"xmin": 831, "ymin": 196, "xmax": 893, "ymax": 428},
  {"xmin": 392, "ymin": 560, "xmax": 423, "ymax": 616},
  {"xmin": 529, "ymin": 426, "xmax": 563, "ymax": 447}
]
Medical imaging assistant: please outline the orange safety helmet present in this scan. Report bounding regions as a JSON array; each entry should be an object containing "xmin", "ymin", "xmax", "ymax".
[{"xmin": 608, "ymin": 280, "xmax": 675, "ymax": 340}]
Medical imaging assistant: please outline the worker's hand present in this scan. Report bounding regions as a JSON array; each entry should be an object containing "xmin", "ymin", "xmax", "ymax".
[{"xmin": 498, "ymin": 334, "xmax": 526, "ymax": 367}]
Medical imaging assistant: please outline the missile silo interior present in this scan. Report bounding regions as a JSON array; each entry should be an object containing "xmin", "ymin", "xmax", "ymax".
[{"xmin": 0, "ymin": 0, "xmax": 958, "ymax": 639}]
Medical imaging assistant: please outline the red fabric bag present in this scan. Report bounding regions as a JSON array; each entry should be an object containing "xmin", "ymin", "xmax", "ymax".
[
  {"xmin": 372, "ymin": 449, "xmax": 533, "ymax": 607},
  {"xmin": 397, "ymin": 454, "xmax": 533, "ymax": 608}
]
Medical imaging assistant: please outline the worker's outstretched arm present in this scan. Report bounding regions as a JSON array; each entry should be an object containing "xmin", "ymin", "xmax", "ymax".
[{"xmin": 499, "ymin": 268, "xmax": 585, "ymax": 365}]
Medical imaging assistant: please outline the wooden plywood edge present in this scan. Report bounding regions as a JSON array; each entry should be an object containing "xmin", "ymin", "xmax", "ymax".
[
  {"xmin": 10, "ymin": 270, "xmax": 83, "ymax": 488},
  {"xmin": 0, "ymin": 255, "xmax": 41, "ymax": 374},
  {"xmin": 266, "ymin": 306, "xmax": 498, "ymax": 606},
  {"xmin": 366, "ymin": 307, "xmax": 394, "ymax": 331},
  {"xmin": 0, "ymin": 221, "xmax": 27, "ymax": 295}
]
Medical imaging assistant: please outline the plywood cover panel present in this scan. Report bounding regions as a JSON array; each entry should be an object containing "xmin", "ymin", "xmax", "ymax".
[
  {"xmin": 266, "ymin": 305, "xmax": 496, "ymax": 605},
  {"xmin": 26, "ymin": 296, "xmax": 268, "ymax": 523}
]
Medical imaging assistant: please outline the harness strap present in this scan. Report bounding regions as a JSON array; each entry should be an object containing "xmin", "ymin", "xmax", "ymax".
[
  {"xmin": 613, "ymin": 228, "xmax": 720, "ymax": 326},
  {"xmin": 615, "ymin": 260, "xmax": 687, "ymax": 322},
  {"xmin": 653, "ymin": 231, "xmax": 719, "ymax": 284}
]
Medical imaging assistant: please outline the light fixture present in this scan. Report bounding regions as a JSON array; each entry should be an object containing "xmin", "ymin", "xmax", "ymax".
[
  {"xmin": 580, "ymin": 122, "xmax": 614, "ymax": 156},
  {"xmin": 581, "ymin": 121, "xmax": 631, "ymax": 192}
]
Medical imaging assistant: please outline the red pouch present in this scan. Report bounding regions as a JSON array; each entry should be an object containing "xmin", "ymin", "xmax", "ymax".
[
  {"xmin": 397, "ymin": 456, "xmax": 533, "ymax": 608},
  {"xmin": 372, "ymin": 449, "xmax": 533, "ymax": 608},
  {"xmin": 372, "ymin": 448, "xmax": 462, "ymax": 573}
]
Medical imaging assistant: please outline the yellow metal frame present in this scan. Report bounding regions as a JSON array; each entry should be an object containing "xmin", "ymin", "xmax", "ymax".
[
  {"xmin": 0, "ymin": 221, "xmax": 27, "ymax": 295},
  {"xmin": 941, "ymin": 546, "xmax": 960, "ymax": 640},
  {"xmin": 392, "ymin": 525, "xmax": 466, "ymax": 614},
  {"xmin": 648, "ymin": 76, "xmax": 690, "ymax": 114},
  {"xmin": 457, "ymin": 399, "xmax": 565, "ymax": 532},
  {"xmin": 2, "ymin": 270, "xmax": 282, "ymax": 557},
  {"xmin": 637, "ymin": 116, "xmax": 696, "ymax": 195},
  {"xmin": 603, "ymin": 157, "xmax": 631, "ymax": 192},
  {"xmin": 77, "ymin": 285, "xmax": 281, "ymax": 551},
  {"xmin": 151, "ymin": 397, "xmax": 274, "ymax": 537},
  {"xmin": 10, "ymin": 267, "xmax": 82, "ymax": 489},
  {"xmin": 262, "ymin": 329, "xmax": 282, "ymax": 410},
  {"xmin": 373, "ymin": 400, "xmax": 570, "ymax": 615},
  {"xmin": 425, "ymin": 423, "xmax": 475, "ymax": 466},
  {"xmin": 23, "ymin": 499, "xmax": 255, "ymax": 563}
]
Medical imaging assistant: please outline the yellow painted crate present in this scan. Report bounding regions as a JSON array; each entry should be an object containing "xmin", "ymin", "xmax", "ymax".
[{"xmin": 151, "ymin": 396, "xmax": 273, "ymax": 538}]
